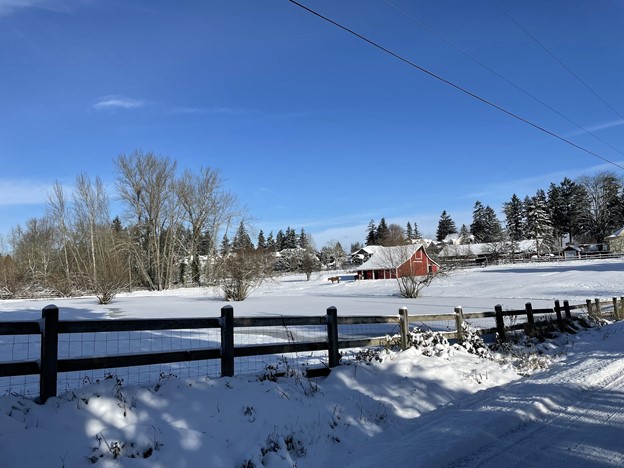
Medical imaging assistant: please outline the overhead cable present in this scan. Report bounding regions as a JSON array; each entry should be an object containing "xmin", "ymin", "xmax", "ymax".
[
  {"xmin": 288, "ymin": 0, "xmax": 624, "ymax": 171},
  {"xmin": 491, "ymin": 0, "xmax": 624, "ymax": 123},
  {"xmin": 382, "ymin": 0, "xmax": 624, "ymax": 159}
]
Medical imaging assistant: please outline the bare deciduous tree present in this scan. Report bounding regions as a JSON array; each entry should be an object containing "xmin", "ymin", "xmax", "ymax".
[
  {"xmin": 115, "ymin": 151, "xmax": 180, "ymax": 290},
  {"xmin": 218, "ymin": 248, "xmax": 274, "ymax": 301},
  {"xmin": 176, "ymin": 167, "xmax": 240, "ymax": 285}
]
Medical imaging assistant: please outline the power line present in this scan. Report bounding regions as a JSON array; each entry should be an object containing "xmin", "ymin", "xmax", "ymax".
[
  {"xmin": 288, "ymin": 0, "xmax": 624, "ymax": 171},
  {"xmin": 491, "ymin": 0, "xmax": 624, "ymax": 123},
  {"xmin": 381, "ymin": 0, "xmax": 624, "ymax": 159}
]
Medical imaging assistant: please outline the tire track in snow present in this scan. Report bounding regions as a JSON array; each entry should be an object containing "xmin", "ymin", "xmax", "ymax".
[
  {"xmin": 346, "ymin": 329, "xmax": 624, "ymax": 468},
  {"xmin": 451, "ymin": 358, "xmax": 624, "ymax": 468}
]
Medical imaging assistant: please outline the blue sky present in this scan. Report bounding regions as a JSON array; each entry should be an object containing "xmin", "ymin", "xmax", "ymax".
[{"xmin": 1, "ymin": 0, "xmax": 624, "ymax": 250}]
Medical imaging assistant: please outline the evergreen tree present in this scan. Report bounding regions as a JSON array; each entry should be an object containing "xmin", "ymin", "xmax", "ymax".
[
  {"xmin": 459, "ymin": 224, "xmax": 471, "ymax": 243},
  {"xmin": 298, "ymin": 228, "xmax": 308, "ymax": 248},
  {"xmin": 377, "ymin": 218, "xmax": 390, "ymax": 245},
  {"xmin": 198, "ymin": 231, "xmax": 213, "ymax": 255},
  {"xmin": 257, "ymin": 230, "xmax": 267, "ymax": 250},
  {"xmin": 503, "ymin": 194, "xmax": 524, "ymax": 242},
  {"xmin": 405, "ymin": 222, "xmax": 413, "ymax": 241},
  {"xmin": 412, "ymin": 222, "xmax": 422, "ymax": 239},
  {"xmin": 365, "ymin": 219, "xmax": 377, "ymax": 246},
  {"xmin": 470, "ymin": 201, "xmax": 487, "ymax": 242},
  {"xmin": 436, "ymin": 211, "xmax": 457, "ymax": 241},
  {"xmin": 111, "ymin": 216, "xmax": 123, "ymax": 234},
  {"xmin": 232, "ymin": 221, "xmax": 254, "ymax": 252},
  {"xmin": 483, "ymin": 206, "xmax": 503, "ymax": 242},
  {"xmin": 525, "ymin": 189, "xmax": 554, "ymax": 254},
  {"xmin": 220, "ymin": 234, "xmax": 231, "ymax": 256},
  {"xmin": 266, "ymin": 231, "xmax": 276, "ymax": 251},
  {"xmin": 275, "ymin": 230, "xmax": 285, "ymax": 251},
  {"xmin": 548, "ymin": 178, "xmax": 586, "ymax": 246},
  {"xmin": 283, "ymin": 227, "xmax": 298, "ymax": 249}
]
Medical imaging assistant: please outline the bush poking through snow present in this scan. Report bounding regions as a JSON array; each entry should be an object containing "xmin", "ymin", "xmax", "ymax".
[
  {"xmin": 408, "ymin": 327, "xmax": 450, "ymax": 357},
  {"xmin": 454, "ymin": 322, "xmax": 491, "ymax": 359}
]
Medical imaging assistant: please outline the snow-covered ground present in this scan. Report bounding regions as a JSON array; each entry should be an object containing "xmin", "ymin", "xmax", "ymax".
[{"xmin": 0, "ymin": 259, "xmax": 623, "ymax": 467}]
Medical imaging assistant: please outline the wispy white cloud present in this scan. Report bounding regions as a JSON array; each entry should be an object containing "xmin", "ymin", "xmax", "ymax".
[
  {"xmin": 93, "ymin": 95, "xmax": 146, "ymax": 110},
  {"xmin": 460, "ymin": 161, "xmax": 624, "ymax": 208},
  {"xmin": 567, "ymin": 119, "xmax": 624, "ymax": 137},
  {"xmin": 0, "ymin": 179, "xmax": 54, "ymax": 206},
  {"xmin": 172, "ymin": 106, "xmax": 257, "ymax": 115},
  {"xmin": 0, "ymin": 0, "xmax": 89, "ymax": 17}
]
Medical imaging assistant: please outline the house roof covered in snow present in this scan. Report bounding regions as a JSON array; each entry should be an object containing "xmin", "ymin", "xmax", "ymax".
[
  {"xmin": 354, "ymin": 244, "xmax": 425, "ymax": 271},
  {"xmin": 606, "ymin": 226, "xmax": 624, "ymax": 239},
  {"xmin": 437, "ymin": 240, "xmax": 538, "ymax": 258}
]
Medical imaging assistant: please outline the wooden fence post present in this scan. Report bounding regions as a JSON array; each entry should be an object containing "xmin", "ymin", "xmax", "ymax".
[
  {"xmin": 39, "ymin": 304, "xmax": 59, "ymax": 403},
  {"xmin": 612, "ymin": 297, "xmax": 620, "ymax": 321},
  {"xmin": 594, "ymin": 298, "xmax": 603, "ymax": 318},
  {"xmin": 563, "ymin": 300, "xmax": 572, "ymax": 320},
  {"xmin": 586, "ymin": 299, "xmax": 593, "ymax": 317},
  {"xmin": 525, "ymin": 302, "xmax": 535, "ymax": 336},
  {"xmin": 399, "ymin": 307, "xmax": 409, "ymax": 350},
  {"xmin": 326, "ymin": 307, "xmax": 340, "ymax": 368},
  {"xmin": 554, "ymin": 300, "xmax": 565, "ymax": 332},
  {"xmin": 495, "ymin": 304, "xmax": 506, "ymax": 342},
  {"xmin": 399, "ymin": 307, "xmax": 410, "ymax": 351},
  {"xmin": 454, "ymin": 306, "xmax": 464, "ymax": 343},
  {"xmin": 220, "ymin": 305, "xmax": 234, "ymax": 377}
]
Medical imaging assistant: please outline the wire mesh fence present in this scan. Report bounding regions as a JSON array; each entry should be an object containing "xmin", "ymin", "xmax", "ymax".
[
  {"xmin": 0, "ymin": 298, "xmax": 615, "ymax": 399},
  {"xmin": 0, "ymin": 333, "xmax": 40, "ymax": 397}
]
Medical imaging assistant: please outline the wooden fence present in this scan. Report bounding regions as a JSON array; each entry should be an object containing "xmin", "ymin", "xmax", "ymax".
[{"xmin": 0, "ymin": 296, "xmax": 622, "ymax": 403}]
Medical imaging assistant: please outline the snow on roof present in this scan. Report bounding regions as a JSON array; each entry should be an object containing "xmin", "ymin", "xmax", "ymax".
[
  {"xmin": 354, "ymin": 244, "xmax": 424, "ymax": 270},
  {"xmin": 607, "ymin": 226, "xmax": 624, "ymax": 239},
  {"xmin": 438, "ymin": 240, "xmax": 538, "ymax": 257}
]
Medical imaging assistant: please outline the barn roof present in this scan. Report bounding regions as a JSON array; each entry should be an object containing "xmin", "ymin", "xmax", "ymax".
[{"xmin": 354, "ymin": 244, "xmax": 425, "ymax": 271}]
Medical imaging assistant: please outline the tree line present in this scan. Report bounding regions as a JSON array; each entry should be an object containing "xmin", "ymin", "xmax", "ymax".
[
  {"xmin": 364, "ymin": 172, "xmax": 624, "ymax": 255},
  {"xmin": 437, "ymin": 172, "xmax": 624, "ymax": 253},
  {"xmin": 0, "ymin": 151, "xmax": 351, "ymax": 302},
  {"xmin": 1, "ymin": 151, "xmax": 246, "ymax": 302}
]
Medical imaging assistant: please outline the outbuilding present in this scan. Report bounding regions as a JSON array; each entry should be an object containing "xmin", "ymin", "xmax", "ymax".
[{"xmin": 355, "ymin": 244, "xmax": 439, "ymax": 280}]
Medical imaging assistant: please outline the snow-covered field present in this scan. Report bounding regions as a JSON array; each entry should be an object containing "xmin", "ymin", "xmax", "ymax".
[{"xmin": 0, "ymin": 259, "xmax": 623, "ymax": 467}]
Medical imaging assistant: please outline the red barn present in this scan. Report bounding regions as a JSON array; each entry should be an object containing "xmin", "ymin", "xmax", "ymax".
[{"xmin": 355, "ymin": 244, "xmax": 439, "ymax": 280}]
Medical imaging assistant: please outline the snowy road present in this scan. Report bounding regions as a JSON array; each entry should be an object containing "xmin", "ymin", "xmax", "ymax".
[{"xmin": 340, "ymin": 324, "xmax": 624, "ymax": 467}]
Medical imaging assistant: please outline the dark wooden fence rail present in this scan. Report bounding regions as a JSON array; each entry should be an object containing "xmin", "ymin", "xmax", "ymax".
[{"xmin": 0, "ymin": 297, "xmax": 620, "ymax": 403}]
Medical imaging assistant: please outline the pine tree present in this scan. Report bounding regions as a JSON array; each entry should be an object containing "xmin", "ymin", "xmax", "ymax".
[
  {"xmin": 377, "ymin": 218, "xmax": 390, "ymax": 245},
  {"xmin": 436, "ymin": 211, "xmax": 457, "ymax": 241},
  {"xmin": 198, "ymin": 231, "xmax": 213, "ymax": 255},
  {"xmin": 503, "ymin": 194, "xmax": 524, "ymax": 242},
  {"xmin": 365, "ymin": 219, "xmax": 377, "ymax": 246},
  {"xmin": 406, "ymin": 222, "xmax": 413, "ymax": 241},
  {"xmin": 470, "ymin": 201, "xmax": 487, "ymax": 242},
  {"xmin": 483, "ymin": 206, "xmax": 503, "ymax": 242},
  {"xmin": 257, "ymin": 230, "xmax": 267, "ymax": 250},
  {"xmin": 220, "ymin": 234, "xmax": 231, "ymax": 256},
  {"xmin": 459, "ymin": 224, "xmax": 471, "ymax": 243},
  {"xmin": 284, "ymin": 227, "xmax": 298, "ymax": 249},
  {"xmin": 232, "ymin": 221, "xmax": 254, "ymax": 252},
  {"xmin": 111, "ymin": 216, "xmax": 123, "ymax": 234},
  {"xmin": 548, "ymin": 178, "xmax": 586, "ymax": 246},
  {"xmin": 266, "ymin": 231, "xmax": 276, "ymax": 251},
  {"xmin": 275, "ymin": 230, "xmax": 285, "ymax": 251},
  {"xmin": 412, "ymin": 222, "xmax": 422, "ymax": 239},
  {"xmin": 298, "ymin": 228, "xmax": 308, "ymax": 248},
  {"xmin": 525, "ymin": 189, "xmax": 554, "ymax": 254}
]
